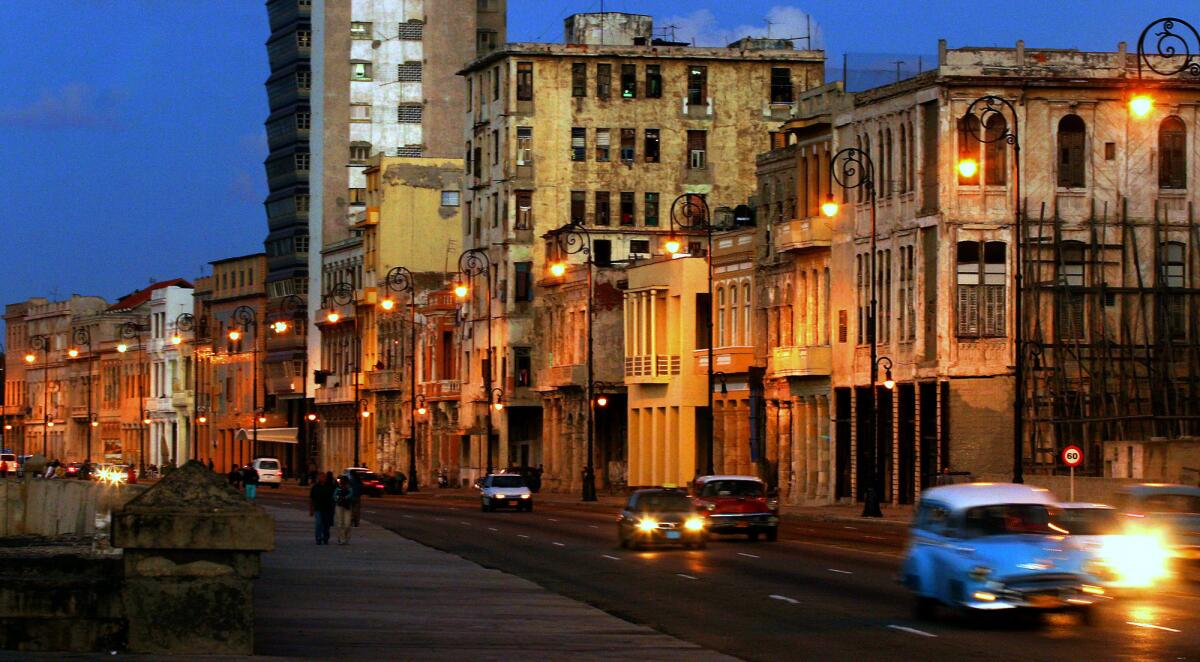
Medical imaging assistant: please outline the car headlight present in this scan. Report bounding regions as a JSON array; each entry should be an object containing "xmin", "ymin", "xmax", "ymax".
[
  {"xmin": 684, "ymin": 516, "xmax": 705, "ymax": 531},
  {"xmin": 637, "ymin": 518, "xmax": 658, "ymax": 532},
  {"xmin": 969, "ymin": 565, "xmax": 992, "ymax": 581},
  {"xmin": 494, "ymin": 494, "xmax": 506, "ymax": 499},
  {"xmin": 520, "ymin": 494, "xmax": 530, "ymax": 499},
  {"xmin": 704, "ymin": 502, "xmax": 716, "ymax": 511},
  {"xmin": 767, "ymin": 499, "xmax": 779, "ymax": 511}
]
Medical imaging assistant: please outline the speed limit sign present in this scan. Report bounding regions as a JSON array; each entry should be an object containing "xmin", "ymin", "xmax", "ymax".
[{"xmin": 1061, "ymin": 445, "xmax": 1083, "ymax": 467}]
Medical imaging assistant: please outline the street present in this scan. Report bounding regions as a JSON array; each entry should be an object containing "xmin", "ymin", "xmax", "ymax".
[{"xmin": 260, "ymin": 488, "xmax": 1200, "ymax": 661}]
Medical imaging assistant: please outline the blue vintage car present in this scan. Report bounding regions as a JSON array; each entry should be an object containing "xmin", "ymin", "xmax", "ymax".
[{"xmin": 901, "ymin": 483, "xmax": 1107, "ymax": 620}]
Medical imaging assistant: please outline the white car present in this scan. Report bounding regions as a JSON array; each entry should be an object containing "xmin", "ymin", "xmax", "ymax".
[
  {"xmin": 1057, "ymin": 502, "xmax": 1171, "ymax": 589},
  {"xmin": 479, "ymin": 473, "xmax": 533, "ymax": 512},
  {"xmin": 252, "ymin": 458, "xmax": 283, "ymax": 488}
]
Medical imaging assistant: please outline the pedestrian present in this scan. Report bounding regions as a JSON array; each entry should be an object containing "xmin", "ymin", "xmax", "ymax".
[
  {"xmin": 309, "ymin": 471, "xmax": 335, "ymax": 545},
  {"xmin": 243, "ymin": 463, "xmax": 260, "ymax": 501},
  {"xmin": 333, "ymin": 476, "xmax": 354, "ymax": 545},
  {"xmin": 396, "ymin": 470, "xmax": 407, "ymax": 496},
  {"xmin": 348, "ymin": 471, "xmax": 364, "ymax": 527},
  {"xmin": 530, "ymin": 464, "xmax": 543, "ymax": 493},
  {"xmin": 0, "ymin": 459, "xmax": 8, "ymax": 478},
  {"xmin": 206, "ymin": 457, "xmax": 214, "ymax": 472},
  {"xmin": 228, "ymin": 464, "xmax": 242, "ymax": 490},
  {"xmin": 79, "ymin": 460, "xmax": 91, "ymax": 480},
  {"xmin": 126, "ymin": 465, "xmax": 137, "ymax": 484}
]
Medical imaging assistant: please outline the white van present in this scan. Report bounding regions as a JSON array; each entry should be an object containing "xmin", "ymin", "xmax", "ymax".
[
  {"xmin": 0, "ymin": 453, "xmax": 17, "ymax": 475},
  {"xmin": 252, "ymin": 458, "xmax": 283, "ymax": 487}
]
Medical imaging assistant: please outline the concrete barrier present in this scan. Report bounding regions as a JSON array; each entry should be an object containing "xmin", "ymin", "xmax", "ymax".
[{"xmin": 0, "ymin": 478, "xmax": 147, "ymax": 538}]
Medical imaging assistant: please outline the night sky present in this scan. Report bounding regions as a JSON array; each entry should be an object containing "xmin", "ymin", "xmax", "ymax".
[{"xmin": 0, "ymin": 0, "xmax": 1192, "ymax": 309}]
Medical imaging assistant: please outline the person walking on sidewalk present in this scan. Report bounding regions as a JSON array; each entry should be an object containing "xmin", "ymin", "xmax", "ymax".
[
  {"xmin": 243, "ymin": 464, "xmax": 260, "ymax": 501},
  {"xmin": 333, "ymin": 476, "xmax": 354, "ymax": 545},
  {"xmin": 309, "ymin": 471, "xmax": 335, "ymax": 545},
  {"xmin": 228, "ymin": 464, "xmax": 242, "ymax": 490},
  {"xmin": 348, "ymin": 471, "xmax": 364, "ymax": 527}
]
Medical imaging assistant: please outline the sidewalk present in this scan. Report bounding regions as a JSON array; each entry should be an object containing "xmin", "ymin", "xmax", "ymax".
[{"xmin": 254, "ymin": 506, "xmax": 733, "ymax": 660}]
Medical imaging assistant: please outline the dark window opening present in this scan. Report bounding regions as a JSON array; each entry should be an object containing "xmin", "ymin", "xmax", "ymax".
[
  {"xmin": 514, "ymin": 262, "xmax": 533, "ymax": 301},
  {"xmin": 594, "ymin": 239, "xmax": 612, "ymax": 266},
  {"xmin": 596, "ymin": 63, "xmax": 612, "ymax": 99},
  {"xmin": 516, "ymin": 62, "xmax": 533, "ymax": 101},
  {"xmin": 644, "ymin": 128, "xmax": 660, "ymax": 163},
  {"xmin": 687, "ymin": 66, "xmax": 707, "ymax": 105},
  {"xmin": 571, "ymin": 62, "xmax": 586, "ymax": 97},
  {"xmin": 621, "ymin": 64, "xmax": 637, "ymax": 98},
  {"xmin": 1057, "ymin": 114, "xmax": 1086, "ymax": 188},
  {"xmin": 770, "ymin": 67, "xmax": 793, "ymax": 103},
  {"xmin": 595, "ymin": 191, "xmax": 611, "ymax": 225},
  {"xmin": 646, "ymin": 64, "xmax": 662, "ymax": 98},
  {"xmin": 644, "ymin": 192, "xmax": 659, "ymax": 226},
  {"xmin": 570, "ymin": 191, "xmax": 585, "ymax": 225},
  {"xmin": 1159, "ymin": 116, "xmax": 1187, "ymax": 189},
  {"xmin": 620, "ymin": 128, "xmax": 635, "ymax": 162},
  {"xmin": 619, "ymin": 191, "xmax": 634, "ymax": 226}
]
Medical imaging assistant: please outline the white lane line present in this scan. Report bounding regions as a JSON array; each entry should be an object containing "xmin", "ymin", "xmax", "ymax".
[
  {"xmin": 737, "ymin": 552, "xmax": 760, "ymax": 559},
  {"xmin": 769, "ymin": 594, "xmax": 799, "ymax": 604},
  {"xmin": 517, "ymin": 534, "xmax": 530, "ymax": 539},
  {"xmin": 887, "ymin": 625, "xmax": 937, "ymax": 638},
  {"xmin": 448, "ymin": 507, "xmax": 458, "ymax": 510},
  {"xmin": 487, "ymin": 527, "xmax": 498, "ymax": 532},
  {"xmin": 1127, "ymin": 621, "xmax": 1182, "ymax": 633},
  {"xmin": 459, "ymin": 521, "xmax": 471, "ymax": 526},
  {"xmin": 366, "ymin": 510, "xmax": 379, "ymax": 514},
  {"xmin": 864, "ymin": 535, "xmax": 886, "ymax": 540},
  {"xmin": 677, "ymin": 573, "xmax": 698, "ymax": 580},
  {"xmin": 433, "ymin": 517, "xmax": 444, "ymax": 521},
  {"xmin": 601, "ymin": 554, "xmax": 621, "ymax": 561},
  {"xmin": 547, "ymin": 518, "xmax": 559, "ymax": 522},
  {"xmin": 552, "ymin": 542, "xmax": 566, "ymax": 547},
  {"xmin": 843, "ymin": 526, "xmax": 857, "ymax": 530},
  {"xmin": 589, "ymin": 524, "xmax": 600, "ymax": 529},
  {"xmin": 402, "ymin": 514, "xmax": 415, "ymax": 519},
  {"xmin": 827, "ymin": 568, "xmax": 853, "ymax": 575}
]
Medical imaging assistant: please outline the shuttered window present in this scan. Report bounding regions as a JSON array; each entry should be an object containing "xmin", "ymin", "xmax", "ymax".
[
  {"xmin": 1057, "ymin": 115, "xmax": 1086, "ymax": 188},
  {"xmin": 1159, "ymin": 116, "xmax": 1187, "ymax": 189},
  {"xmin": 687, "ymin": 130, "xmax": 707, "ymax": 169},
  {"xmin": 1058, "ymin": 241, "xmax": 1086, "ymax": 341},
  {"xmin": 595, "ymin": 191, "xmax": 610, "ymax": 225},
  {"xmin": 956, "ymin": 241, "xmax": 1007, "ymax": 338},
  {"xmin": 596, "ymin": 64, "xmax": 611, "ymax": 98},
  {"xmin": 570, "ymin": 127, "xmax": 585, "ymax": 161},
  {"xmin": 571, "ymin": 62, "xmax": 587, "ymax": 97},
  {"xmin": 1161, "ymin": 241, "xmax": 1187, "ymax": 338},
  {"xmin": 398, "ymin": 104, "xmax": 422, "ymax": 123},
  {"xmin": 595, "ymin": 128, "xmax": 610, "ymax": 162}
]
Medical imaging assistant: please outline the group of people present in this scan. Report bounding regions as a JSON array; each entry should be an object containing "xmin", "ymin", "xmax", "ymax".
[
  {"xmin": 308, "ymin": 471, "xmax": 362, "ymax": 545},
  {"xmin": 227, "ymin": 463, "xmax": 261, "ymax": 500}
]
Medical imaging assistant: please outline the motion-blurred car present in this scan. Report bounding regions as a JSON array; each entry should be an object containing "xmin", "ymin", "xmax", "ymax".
[
  {"xmin": 344, "ymin": 467, "xmax": 386, "ymax": 497},
  {"xmin": 63, "ymin": 462, "xmax": 83, "ymax": 478},
  {"xmin": 479, "ymin": 473, "xmax": 533, "ymax": 511},
  {"xmin": 0, "ymin": 453, "xmax": 17, "ymax": 475},
  {"xmin": 901, "ymin": 483, "xmax": 1106, "ymax": 620},
  {"xmin": 692, "ymin": 475, "xmax": 779, "ymax": 541},
  {"xmin": 1056, "ymin": 502, "xmax": 1171, "ymax": 589},
  {"xmin": 1116, "ymin": 484, "xmax": 1200, "ymax": 576},
  {"xmin": 617, "ymin": 488, "xmax": 707, "ymax": 550},
  {"xmin": 252, "ymin": 457, "xmax": 283, "ymax": 488}
]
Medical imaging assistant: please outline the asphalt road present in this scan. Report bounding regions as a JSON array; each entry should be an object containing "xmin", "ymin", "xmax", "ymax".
[{"xmin": 260, "ymin": 488, "xmax": 1200, "ymax": 661}]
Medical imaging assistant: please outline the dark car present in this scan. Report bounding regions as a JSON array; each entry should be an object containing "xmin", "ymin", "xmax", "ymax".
[
  {"xmin": 63, "ymin": 462, "xmax": 83, "ymax": 478},
  {"xmin": 617, "ymin": 488, "xmax": 708, "ymax": 550},
  {"xmin": 692, "ymin": 475, "xmax": 779, "ymax": 541},
  {"xmin": 344, "ymin": 467, "xmax": 386, "ymax": 497}
]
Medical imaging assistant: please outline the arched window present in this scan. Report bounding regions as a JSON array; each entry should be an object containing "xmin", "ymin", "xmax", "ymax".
[
  {"xmin": 898, "ymin": 124, "xmax": 908, "ymax": 194},
  {"xmin": 957, "ymin": 114, "xmax": 981, "ymax": 185},
  {"xmin": 1159, "ymin": 116, "xmax": 1187, "ymax": 189},
  {"xmin": 1057, "ymin": 115, "xmax": 1086, "ymax": 188},
  {"xmin": 729, "ymin": 284, "xmax": 739, "ymax": 345},
  {"xmin": 717, "ymin": 286, "xmax": 726, "ymax": 347},
  {"xmin": 743, "ymin": 283, "xmax": 752, "ymax": 348},
  {"xmin": 984, "ymin": 114, "xmax": 1007, "ymax": 186}
]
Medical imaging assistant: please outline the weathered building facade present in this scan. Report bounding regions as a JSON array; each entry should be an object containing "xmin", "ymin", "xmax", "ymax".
[{"xmin": 460, "ymin": 12, "xmax": 824, "ymax": 489}]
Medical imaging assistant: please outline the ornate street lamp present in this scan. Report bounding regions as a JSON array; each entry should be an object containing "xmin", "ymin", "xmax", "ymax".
[
  {"xmin": 70, "ymin": 327, "xmax": 95, "ymax": 462},
  {"xmin": 664, "ymin": 194, "xmax": 716, "ymax": 476},
  {"xmin": 268, "ymin": 294, "xmax": 309, "ymax": 480},
  {"xmin": 174, "ymin": 312, "xmax": 208, "ymax": 462},
  {"xmin": 117, "ymin": 321, "xmax": 146, "ymax": 472},
  {"xmin": 26, "ymin": 334, "xmax": 50, "ymax": 457},
  {"xmin": 549, "ymin": 220, "xmax": 598, "ymax": 501},
  {"xmin": 960, "ymin": 95, "xmax": 1023, "ymax": 484},
  {"xmin": 827, "ymin": 146, "xmax": 883, "ymax": 517},
  {"xmin": 228, "ymin": 306, "xmax": 260, "ymax": 462},
  {"xmin": 324, "ymin": 281, "xmax": 363, "ymax": 467},
  {"xmin": 456, "ymin": 248, "xmax": 495, "ymax": 476},
  {"xmin": 382, "ymin": 265, "xmax": 421, "ymax": 492}
]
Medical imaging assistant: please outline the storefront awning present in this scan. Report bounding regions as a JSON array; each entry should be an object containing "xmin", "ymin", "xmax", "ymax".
[{"xmin": 235, "ymin": 427, "xmax": 298, "ymax": 444}]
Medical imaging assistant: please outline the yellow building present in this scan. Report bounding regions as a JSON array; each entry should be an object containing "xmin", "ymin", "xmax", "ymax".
[
  {"xmin": 623, "ymin": 256, "xmax": 709, "ymax": 487},
  {"xmin": 361, "ymin": 156, "xmax": 463, "ymax": 275}
]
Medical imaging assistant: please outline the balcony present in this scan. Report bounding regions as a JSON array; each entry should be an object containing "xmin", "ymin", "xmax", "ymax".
[
  {"xmin": 172, "ymin": 391, "xmax": 191, "ymax": 409},
  {"xmin": 367, "ymin": 369, "xmax": 404, "ymax": 390},
  {"xmin": 774, "ymin": 217, "xmax": 832, "ymax": 252},
  {"xmin": 768, "ymin": 345, "xmax": 832, "ymax": 377},
  {"xmin": 694, "ymin": 346, "xmax": 755, "ymax": 375},
  {"xmin": 419, "ymin": 380, "xmax": 461, "ymax": 399},
  {"xmin": 315, "ymin": 380, "xmax": 357, "ymax": 405},
  {"xmin": 624, "ymin": 354, "xmax": 680, "ymax": 383},
  {"xmin": 538, "ymin": 364, "xmax": 587, "ymax": 389}
]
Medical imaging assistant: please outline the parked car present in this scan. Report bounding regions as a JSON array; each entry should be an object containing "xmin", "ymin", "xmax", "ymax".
[
  {"xmin": 0, "ymin": 453, "xmax": 17, "ymax": 475},
  {"xmin": 692, "ymin": 475, "xmax": 779, "ymax": 541},
  {"xmin": 252, "ymin": 458, "xmax": 283, "ymax": 488},
  {"xmin": 344, "ymin": 467, "xmax": 386, "ymax": 497},
  {"xmin": 1114, "ymin": 484, "xmax": 1200, "ymax": 577},
  {"xmin": 479, "ymin": 473, "xmax": 533, "ymax": 511},
  {"xmin": 901, "ymin": 483, "xmax": 1107, "ymax": 621},
  {"xmin": 62, "ymin": 462, "xmax": 83, "ymax": 478},
  {"xmin": 618, "ymin": 488, "xmax": 707, "ymax": 550},
  {"xmin": 1056, "ymin": 502, "xmax": 1171, "ymax": 589}
]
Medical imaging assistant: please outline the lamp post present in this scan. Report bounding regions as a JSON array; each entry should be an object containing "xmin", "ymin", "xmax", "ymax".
[
  {"xmin": 549, "ymin": 220, "xmax": 598, "ymax": 501},
  {"xmin": 173, "ymin": 312, "xmax": 207, "ymax": 462},
  {"xmin": 382, "ymin": 266, "xmax": 420, "ymax": 492},
  {"xmin": 324, "ymin": 281, "xmax": 362, "ymax": 467},
  {"xmin": 269, "ymin": 294, "xmax": 308, "ymax": 479},
  {"xmin": 117, "ymin": 321, "xmax": 146, "ymax": 473},
  {"xmin": 25, "ymin": 335, "xmax": 50, "ymax": 457},
  {"xmin": 961, "ymin": 95, "xmax": 1023, "ymax": 484},
  {"xmin": 826, "ymin": 146, "xmax": 883, "ymax": 517},
  {"xmin": 664, "ymin": 194, "xmax": 716, "ymax": 476},
  {"xmin": 456, "ymin": 248, "xmax": 494, "ymax": 476},
  {"xmin": 228, "ymin": 306, "xmax": 260, "ymax": 464},
  {"xmin": 70, "ymin": 327, "xmax": 95, "ymax": 462}
]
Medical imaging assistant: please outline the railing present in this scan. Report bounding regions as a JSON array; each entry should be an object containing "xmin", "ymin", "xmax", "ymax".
[
  {"xmin": 774, "ymin": 217, "xmax": 833, "ymax": 252},
  {"xmin": 367, "ymin": 369, "xmax": 404, "ymax": 390},
  {"xmin": 768, "ymin": 345, "xmax": 832, "ymax": 377},
  {"xmin": 419, "ymin": 380, "xmax": 461, "ymax": 398},
  {"xmin": 625, "ymin": 355, "xmax": 681, "ymax": 378}
]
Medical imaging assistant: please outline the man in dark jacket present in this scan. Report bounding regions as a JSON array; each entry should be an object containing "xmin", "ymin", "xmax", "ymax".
[
  {"xmin": 242, "ymin": 464, "xmax": 260, "ymax": 501},
  {"xmin": 228, "ymin": 464, "xmax": 242, "ymax": 490},
  {"xmin": 348, "ymin": 471, "xmax": 364, "ymax": 526},
  {"xmin": 308, "ymin": 472, "xmax": 335, "ymax": 544}
]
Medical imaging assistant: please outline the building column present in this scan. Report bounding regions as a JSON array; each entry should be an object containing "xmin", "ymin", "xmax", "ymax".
[
  {"xmin": 817, "ymin": 394, "xmax": 831, "ymax": 501},
  {"xmin": 735, "ymin": 399, "xmax": 751, "ymax": 476},
  {"xmin": 777, "ymin": 398, "xmax": 793, "ymax": 502}
]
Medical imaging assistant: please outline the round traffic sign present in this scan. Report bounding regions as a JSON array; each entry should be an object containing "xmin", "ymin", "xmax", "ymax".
[{"xmin": 1061, "ymin": 445, "xmax": 1083, "ymax": 467}]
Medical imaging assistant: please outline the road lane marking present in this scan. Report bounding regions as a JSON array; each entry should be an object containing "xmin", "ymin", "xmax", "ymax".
[
  {"xmin": 843, "ymin": 526, "xmax": 857, "ymax": 530},
  {"xmin": 827, "ymin": 568, "xmax": 853, "ymax": 575},
  {"xmin": 547, "ymin": 518, "xmax": 559, "ymax": 522},
  {"xmin": 737, "ymin": 552, "xmax": 760, "ymax": 559},
  {"xmin": 589, "ymin": 524, "xmax": 599, "ymax": 529},
  {"xmin": 488, "ymin": 527, "xmax": 498, "ymax": 532},
  {"xmin": 864, "ymin": 535, "xmax": 886, "ymax": 540},
  {"xmin": 517, "ymin": 534, "xmax": 530, "ymax": 539},
  {"xmin": 552, "ymin": 542, "xmax": 566, "ymax": 547},
  {"xmin": 677, "ymin": 573, "xmax": 698, "ymax": 580},
  {"xmin": 602, "ymin": 554, "xmax": 620, "ymax": 561},
  {"xmin": 402, "ymin": 514, "xmax": 415, "ymax": 519},
  {"xmin": 459, "ymin": 521, "xmax": 471, "ymax": 526},
  {"xmin": 366, "ymin": 510, "xmax": 379, "ymax": 514},
  {"xmin": 769, "ymin": 594, "xmax": 799, "ymax": 604},
  {"xmin": 887, "ymin": 625, "xmax": 937, "ymax": 638},
  {"xmin": 1127, "ymin": 621, "xmax": 1181, "ymax": 633}
]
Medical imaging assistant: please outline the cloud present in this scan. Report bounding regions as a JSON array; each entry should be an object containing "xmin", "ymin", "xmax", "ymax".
[
  {"xmin": 0, "ymin": 83, "xmax": 125, "ymax": 130},
  {"xmin": 660, "ymin": 6, "xmax": 822, "ymax": 49},
  {"xmin": 229, "ymin": 170, "xmax": 261, "ymax": 204}
]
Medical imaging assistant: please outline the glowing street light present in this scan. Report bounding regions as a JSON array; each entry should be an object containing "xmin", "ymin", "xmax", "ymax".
[
  {"xmin": 326, "ymin": 311, "xmax": 340, "ymax": 324},
  {"xmin": 170, "ymin": 334, "xmax": 183, "ymax": 345},
  {"xmin": 68, "ymin": 348, "xmax": 79, "ymax": 358},
  {"xmin": 821, "ymin": 195, "xmax": 839, "ymax": 218},
  {"xmin": 549, "ymin": 262, "xmax": 567, "ymax": 278},
  {"xmin": 957, "ymin": 158, "xmax": 979, "ymax": 179},
  {"xmin": 664, "ymin": 237, "xmax": 682, "ymax": 255},
  {"xmin": 24, "ymin": 353, "xmax": 35, "ymax": 363},
  {"xmin": 1129, "ymin": 94, "xmax": 1154, "ymax": 118},
  {"xmin": 454, "ymin": 282, "xmax": 469, "ymax": 299},
  {"xmin": 380, "ymin": 297, "xmax": 396, "ymax": 311},
  {"xmin": 227, "ymin": 329, "xmax": 241, "ymax": 342}
]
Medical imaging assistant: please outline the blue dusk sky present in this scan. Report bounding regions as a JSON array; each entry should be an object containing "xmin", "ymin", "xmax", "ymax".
[{"xmin": 0, "ymin": 0, "xmax": 1194, "ymax": 309}]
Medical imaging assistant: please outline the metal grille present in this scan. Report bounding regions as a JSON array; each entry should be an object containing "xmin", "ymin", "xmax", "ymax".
[
  {"xmin": 397, "ymin": 105, "xmax": 423, "ymax": 124},
  {"xmin": 396, "ymin": 146, "xmax": 422, "ymax": 157},
  {"xmin": 397, "ymin": 62, "xmax": 422, "ymax": 82},
  {"xmin": 397, "ymin": 21, "xmax": 423, "ymax": 40}
]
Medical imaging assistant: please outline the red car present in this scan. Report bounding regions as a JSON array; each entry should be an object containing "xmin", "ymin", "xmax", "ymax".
[
  {"xmin": 344, "ymin": 467, "xmax": 386, "ymax": 497},
  {"xmin": 692, "ymin": 475, "xmax": 779, "ymax": 541}
]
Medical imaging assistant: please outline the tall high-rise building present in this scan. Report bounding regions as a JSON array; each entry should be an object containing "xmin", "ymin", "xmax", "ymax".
[{"xmin": 261, "ymin": 0, "xmax": 504, "ymax": 471}]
